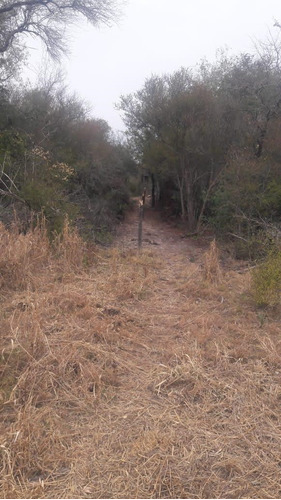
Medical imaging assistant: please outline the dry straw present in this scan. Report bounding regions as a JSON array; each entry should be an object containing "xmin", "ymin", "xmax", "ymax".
[
  {"xmin": 203, "ymin": 238, "xmax": 223, "ymax": 283},
  {"xmin": 1, "ymin": 217, "xmax": 281, "ymax": 498}
]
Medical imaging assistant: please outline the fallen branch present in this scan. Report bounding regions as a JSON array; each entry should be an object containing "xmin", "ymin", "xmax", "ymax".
[{"xmin": 227, "ymin": 232, "xmax": 249, "ymax": 242}]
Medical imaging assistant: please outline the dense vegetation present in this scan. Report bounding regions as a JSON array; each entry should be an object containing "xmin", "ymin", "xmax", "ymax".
[
  {"xmin": 0, "ymin": 0, "xmax": 135, "ymax": 241},
  {"xmin": 0, "ymin": 75, "xmax": 138, "ymax": 239},
  {"xmin": 0, "ymin": 1, "xmax": 280, "ymax": 281},
  {"xmin": 119, "ymin": 41, "xmax": 281, "ymax": 255}
]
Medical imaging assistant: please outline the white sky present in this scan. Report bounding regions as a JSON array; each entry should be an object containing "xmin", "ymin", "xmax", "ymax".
[{"xmin": 26, "ymin": 0, "xmax": 281, "ymax": 132}]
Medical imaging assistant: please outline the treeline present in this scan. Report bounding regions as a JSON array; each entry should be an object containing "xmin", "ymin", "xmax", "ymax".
[
  {"xmin": 0, "ymin": 76, "xmax": 136, "ymax": 239},
  {"xmin": 1, "ymin": 0, "xmax": 281, "ymax": 259},
  {"xmin": 119, "ymin": 38, "xmax": 281, "ymax": 258}
]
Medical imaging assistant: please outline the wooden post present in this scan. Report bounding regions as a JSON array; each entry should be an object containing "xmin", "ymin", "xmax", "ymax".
[
  {"xmin": 151, "ymin": 174, "xmax": 156, "ymax": 208},
  {"xmin": 138, "ymin": 201, "xmax": 143, "ymax": 250},
  {"xmin": 141, "ymin": 187, "xmax": 146, "ymax": 220}
]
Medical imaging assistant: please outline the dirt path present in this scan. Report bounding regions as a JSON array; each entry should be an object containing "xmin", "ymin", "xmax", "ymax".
[
  {"xmin": 117, "ymin": 201, "xmax": 202, "ymax": 258},
  {"xmin": 2, "ymin": 199, "xmax": 281, "ymax": 498},
  {"xmin": 72, "ymin": 204, "xmax": 216, "ymax": 498},
  {"xmin": 69, "ymin": 203, "xmax": 281, "ymax": 499},
  {"xmin": 116, "ymin": 203, "xmax": 197, "ymax": 346}
]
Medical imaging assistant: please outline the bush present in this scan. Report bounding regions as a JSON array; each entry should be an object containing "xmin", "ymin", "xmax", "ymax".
[
  {"xmin": 252, "ymin": 251, "xmax": 281, "ymax": 307},
  {"xmin": 20, "ymin": 181, "xmax": 78, "ymax": 235},
  {"xmin": 232, "ymin": 232, "xmax": 275, "ymax": 261}
]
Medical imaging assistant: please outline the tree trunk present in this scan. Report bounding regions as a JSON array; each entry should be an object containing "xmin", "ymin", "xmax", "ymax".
[
  {"xmin": 196, "ymin": 171, "xmax": 215, "ymax": 231},
  {"xmin": 186, "ymin": 183, "xmax": 196, "ymax": 232},
  {"xmin": 176, "ymin": 173, "xmax": 186, "ymax": 219},
  {"xmin": 184, "ymin": 166, "xmax": 196, "ymax": 232}
]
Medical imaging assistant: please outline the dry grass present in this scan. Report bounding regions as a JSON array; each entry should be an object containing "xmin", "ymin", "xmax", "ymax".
[
  {"xmin": 203, "ymin": 239, "xmax": 222, "ymax": 284},
  {"xmin": 1, "ymin": 218, "xmax": 281, "ymax": 498}
]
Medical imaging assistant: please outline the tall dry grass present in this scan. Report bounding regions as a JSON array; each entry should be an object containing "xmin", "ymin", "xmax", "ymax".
[
  {"xmin": 1, "ymin": 218, "xmax": 281, "ymax": 498},
  {"xmin": 0, "ymin": 219, "xmax": 94, "ymax": 497},
  {"xmin": 0, "ymin": 220, "xmax": 50, "ymax": 290},
  {"xmin": 0, "ymin": 218, "xmax": 88, "ymax": 292},
  {"xmin": 203, "ymin": 238, "xmax": 222, "ymax": 284},
  {"xmin": 0, "ymin": 220, "xmax": 160, "ymax": 498}
]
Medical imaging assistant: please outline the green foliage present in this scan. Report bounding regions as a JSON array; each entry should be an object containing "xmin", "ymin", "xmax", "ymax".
[
  {"xmin": 0, "ymin": 130, "xmax": 28, "ymax": 182},
  {"xmin": 20, "ymin": 180, "xmax": 78, "ymax": 234},
  {"xmin": 119, "ymin": 66, "xmax": 245, "ymax": 231},
  {"xmin": 209, "ymin": 148, "xmax": 281, "ymax": 258},
  {"xmin": 252, "ymin": 251, "xmax": 281, "ymax": 307},
  {"xmin": 3, "ymin": 36, "xmax": 281, "ymax": 247},
  {"xmin": 232, "ymin": 234, "xmax": 273, "ymax": 261},
  {"xmin": 0, "ymin": 130, "xmax": 26, "ymax": 157},
  {"xmin": 106, "ymin": 187, "xmax": 130, "ymax": 218},
  {"xmin": 94, "ymin": 227, "xmax": 114, "ymax": 246},
  {"xmin": 20, "ymin": 181, "xmax": 53, "ymax": 212},
  {"xmin": 127, "ymin": 175, "xmax": 141, "ymax": 196},
  {"xmin": 119, "ymin": 42, "xmax": 281, "ymax": 234},
  {"xmin": 0, "ymin": 80, "xmax": 135, "ymax": 239},
  {"xmin": 260, "ymin": 181, "xmax": 281, "ymax": 217}
]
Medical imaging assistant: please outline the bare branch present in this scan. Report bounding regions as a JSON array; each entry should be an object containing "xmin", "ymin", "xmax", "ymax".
[
  {"xmin": 0, "ymin": 0, "xmax": 120, "ymax": 59},
  {"xmin": 0, "ymin": 166, "xmax": 28, "ymax": 206}
]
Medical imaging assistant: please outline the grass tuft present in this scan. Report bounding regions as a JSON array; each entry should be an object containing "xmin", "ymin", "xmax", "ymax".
[
  {"xmin": 252, "ymin": 250, "xmax": 281, "ymax": 307},
  {"xmin": 203, "ymin": 239, "xmax": 222, "ymax": 284}
]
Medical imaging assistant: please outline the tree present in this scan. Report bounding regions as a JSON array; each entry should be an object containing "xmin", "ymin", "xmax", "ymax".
[
  {"xmin": 119, "ymin": 69, "xmax": 234, "ymax": 232},
  {"xmin": 0, "ymin": 75, "xmax": 135, "ymax": 236},
  {"xmin": 216, "ymin": 43, "xmax": 281, "ymax": 158},
  {"xmin": 0, "ymin": 0, "xmax": 120, "ymax": 60},
  {"xmin": 0, "ymin": 43, "xmax": 23, "ymax": 84},
  {"xmin": 206, "ymin": 43, "xmax": 281, "ymax": 255}
]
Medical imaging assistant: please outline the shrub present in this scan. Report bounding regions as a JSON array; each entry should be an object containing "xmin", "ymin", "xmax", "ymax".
[
  {"xmin": 232, "ymin": 232, "xmax": 274, "ymax": 261},
  {"xmin": 20, "ymin": 181, "xmax": 78, "ymax": 235},
  {"xmin": 252, "ymin": 251, "xmax": 281, "ymax": 307}
]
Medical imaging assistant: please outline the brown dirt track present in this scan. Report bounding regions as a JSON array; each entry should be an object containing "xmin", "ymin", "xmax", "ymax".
[{"xmin": 1, "ymin": 204, "xmax": 281, "ymax": 498}]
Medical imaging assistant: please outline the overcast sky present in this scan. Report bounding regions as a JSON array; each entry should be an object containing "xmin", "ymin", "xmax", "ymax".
[{"xmin": 27, "ymin": 0, "xmax": 281, "ymax": 132}]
